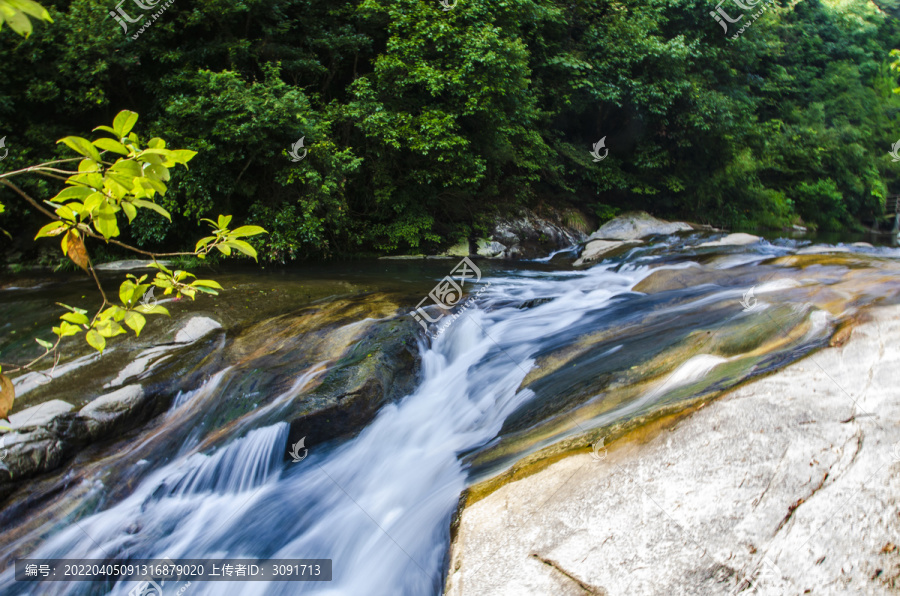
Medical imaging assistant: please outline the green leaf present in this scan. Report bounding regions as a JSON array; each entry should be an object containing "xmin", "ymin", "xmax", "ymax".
[
  {"xmin": 85, "ymin": 329, "xmax": 106, "ymax": 352},
  {"xmin": 93, "ymin": 137, "xmax": 129, "ymax": 155},
  {"xmin": 123, "ymin": 311, "xmax": 146, "ymax": 336},
  {"xmin": 195, "ymin": 236, "xmax": 215, "ymax": 252},
  {"xmin": 191, "ymin": 279, "xmax": 224, "ymax": 290},
  {"xmin": 60, "ymin": 312, "xmax": 89, "ymax": 326},
  {"xmin": 217, "ymin": 214, "xmax": 233, "ymax": 230},
  {"xmin": 94, "ymin": 206, "xmax": 120, "ymax": 239},
  {"xmin": 223, "ymin": 239, "xmax": 258, "ymax": 260},
  {"xmin": 133, "ymin": 199, "xmax": 171, "ymax": 220},
  {"xmin": 119, "ymin": 280, "xmax": 135, "ymax": 305},
  {"xmin": 93, "ymin": 125, "xmax": 118, "ymax": 135},
  {"xmin": 34, "ymin": 221, "xmax": 66, "ymax": 239},
  {"xmin": 167, "ymin": 149, "xmax": 198, "ymax": 166},
  {"xmin": 192, "ymin": 285, "xmax": 219, "ymax": 295},
  {"xmin": 2, "ymin": 4, "xmax": 33, "ymax": 36},
  {"xmin": 7, "ymin": 0, "xmax": 52, "ymax": 22},
  {"xmin": 58, "ymin": 136, "xmax": 102, "ymax": 162},
  {"xmin": 135, "ymin": 304, "xmax": 169, "ymax": 316},
  {"xmin": 122, "ymin": 202, "xmax": 137, "ymax": 223},
  {"xmin": 95, "ymin": 319, "xmax": 126, "ymax": 338},
  {"xmin": 50, "ymin": 186, "xmax": 93, "ymax": 203},
  {"xmin": 53, "ymin": 321, "xmax": 82, "ymax": 338},
  {"xmin": 58, "ymin": 303, "xmax": 88, "ymax": 315},
  {"xmin": 229, "ymin": 225, "xmax": 268, "ymax": 238},
  {"xmin": 113, "ymin": 111, "xmax": 139, "ymax": 138},
  {"xmin": 35, "ymin": 338, "xmax": 53, "ymax": 350},
  {"xmin": 109, "ymin": 159, "xmax": 142, "ymax": 177}
]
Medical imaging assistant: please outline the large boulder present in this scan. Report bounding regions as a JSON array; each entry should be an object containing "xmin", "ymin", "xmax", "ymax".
[
  {"xmin": 446, "ymin": 304, "xmax": 900, "ymax": 596},
  {"xmin": 476, "ymin": 208, "xmax": 589, "ymax": 260},
  {"xmin": 588, "ymin": 211, "xmax": 693, "ymax": 241}
]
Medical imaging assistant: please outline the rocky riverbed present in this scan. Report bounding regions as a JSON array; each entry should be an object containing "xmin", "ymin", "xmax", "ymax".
[{"xmin": 446, "ymin": 303, "xmax": 900, "ymax": 595}]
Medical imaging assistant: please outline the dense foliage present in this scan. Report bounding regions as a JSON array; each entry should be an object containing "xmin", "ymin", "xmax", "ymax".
[{"xmin": 1, "ymin": 0, "xmax": 899, "ymax": 260}]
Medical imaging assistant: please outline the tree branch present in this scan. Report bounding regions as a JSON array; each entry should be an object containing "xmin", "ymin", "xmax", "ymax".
[{"xmin": 0, "ymin": 179, "xmax": 57, "ymax": 219}]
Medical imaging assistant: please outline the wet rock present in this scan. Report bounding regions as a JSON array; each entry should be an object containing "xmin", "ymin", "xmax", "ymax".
[
  {"xmin": 285, "ymin": 314, "xmax": 420, "ymax": 454},
  {"xmin": 573, "ymin": 239, "xmax": 640, "ymax": 266},
  {"xmin": 0, "ymin": 428, "xmax": 68, "ymax": 490},
  {"xmin": 93, "ymin": 260, "xmax": 172, "ymax": 271},
  {"xmin": 696, "ymin": 232, "xmax": 761, "ymax": 248},
  {"xmin": 447, "ymin": 304, "xmax": 900, "ymax": 596},
  {"xmin": 476, "ymin": 240, "xmax": 508, "ymax": 259},
  {"xmin": 589, "ymin": 212, "xmax": 692, "ymax": 241},
  {"xmin": 78, "ymin": 385, "xmax": 146, "ymax": 441},
  {"xmin": 8, "ymin": 400, "xmax": 73, "ymax": 431},
  {"xmin": 477, "ymin": 208, "xmax": 588, "ymax": 260},
  {"xmin": 796, "ymin": 245, "xmax": 851, "ymax": 255},
  {"xmin": 0, "ymin": 317, "xmax": 226, "ymax": 501},
  {"xmin": 173, "ymin": 316, "xmax": 222, "ymax": 344}
]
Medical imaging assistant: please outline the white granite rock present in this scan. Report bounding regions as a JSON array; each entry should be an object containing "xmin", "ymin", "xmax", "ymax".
[{"xmin": 447, "ymin": 304, "xmax": 900, "ymax": 596}]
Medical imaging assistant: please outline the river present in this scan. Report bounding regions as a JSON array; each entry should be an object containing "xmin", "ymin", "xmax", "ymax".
[{"xmin": 1, "ymin": 232, "xmax": 899, "ymax": 595}]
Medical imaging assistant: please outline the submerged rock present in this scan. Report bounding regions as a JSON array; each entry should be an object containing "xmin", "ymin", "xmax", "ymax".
[
  {"xmin": 446, "ymin": 304, "xmax": 900, "ymax": 596},
  {"xmin": 588, "ymin": 211, "xmax": 692, "ymax": 241}
]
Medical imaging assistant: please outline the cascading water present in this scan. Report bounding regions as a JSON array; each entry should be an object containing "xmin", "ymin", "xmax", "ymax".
[{"xmin": 2, "ymin": 237, "xmax": 899, "ymax": 596}]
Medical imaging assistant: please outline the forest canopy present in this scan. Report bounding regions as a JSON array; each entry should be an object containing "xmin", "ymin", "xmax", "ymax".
[{"xmin": 1, "ymin": 0, "xmax": 899, "ymax": 260}]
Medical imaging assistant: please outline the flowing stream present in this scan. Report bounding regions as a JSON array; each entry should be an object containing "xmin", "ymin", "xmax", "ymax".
[{"xmin": 2, "ymin": 235, "xmax": 900, "ymax": 595}]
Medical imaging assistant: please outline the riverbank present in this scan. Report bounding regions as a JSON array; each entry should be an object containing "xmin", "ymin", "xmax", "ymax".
[{"xmin": 446, "ymin": 303, "xmax": 900, "ymax": 595}]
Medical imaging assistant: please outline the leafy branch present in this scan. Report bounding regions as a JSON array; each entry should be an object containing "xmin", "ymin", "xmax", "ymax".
[{"xmin": 0, "ymin": 110, "xmax": 267, "ymax": 419}]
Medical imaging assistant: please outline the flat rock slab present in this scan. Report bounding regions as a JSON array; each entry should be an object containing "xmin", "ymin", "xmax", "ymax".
[
  {"xmin": 696, "ymin": 232, "xmax": 761, "ymax": 248},
  {"xmin": 173, "ymin": 316, "xmax": 222, "ymax": 344},
  {"xmin": 574, "ymin": 240, "xmax": 641, "ymax": 266},
  {"xmin": 93, "ymin": 260, "xmax": 172, "ymax": 271},
  {"xmin": 7, "ymin": 400, "xmax": 73, "ymax": 431},
  {"xmin": 447, "ymin": 304, "xmax": 900, "ymax": 595}
]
